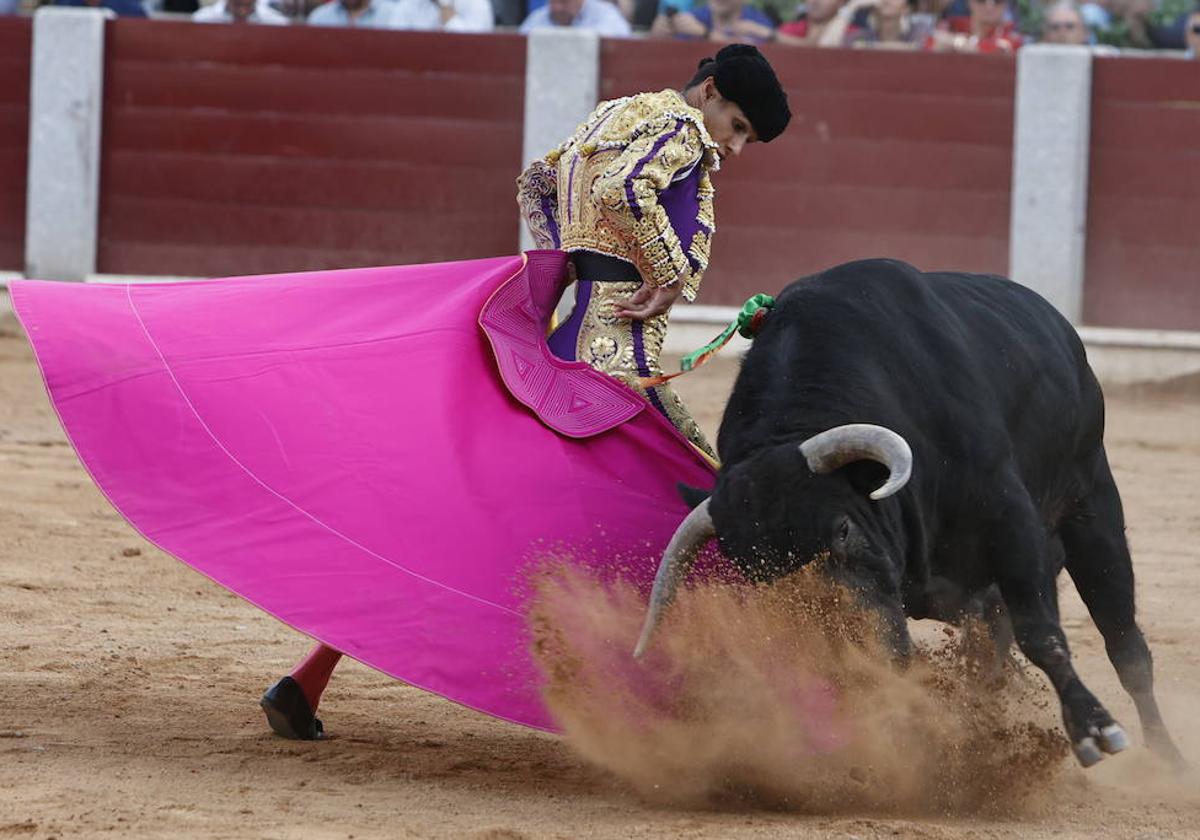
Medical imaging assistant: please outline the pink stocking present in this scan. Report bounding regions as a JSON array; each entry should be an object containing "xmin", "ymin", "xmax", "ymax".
[{"xmin": 289, "ymin": 643, "xmax": 342, "ymax": 712}]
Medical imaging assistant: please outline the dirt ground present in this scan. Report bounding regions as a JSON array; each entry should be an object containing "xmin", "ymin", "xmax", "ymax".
[{"xmin": 1, "ymin": 295, "xmax": 1198, "ymax": 840}]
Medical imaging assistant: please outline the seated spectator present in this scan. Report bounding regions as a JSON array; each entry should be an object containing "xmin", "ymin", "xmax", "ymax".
[
  {"xmin": 1090, "ymin": 0, "xmax": 1152, "ymax": 47},
  {"xmin": 308, "ymin": 0, "xmax": 394, "ymax": 26},
  {"xmin": 777, "ymin": 0, "xmax": 849, "ymax": 44},
  {"xmin": 929, "ymin": 0, "xmax": 1022, "ymax": 51},
  {"xmin": 628, "ymin": 0, "xmax": 658, "ymax": 27},
  {"xmin": 390, "ymin": 0, "xmax": 495, "ymax": 31},
  {"xmin": 524, "ymin": 0, "xmax": 633, "ymax": 20},
  {"xmin": 1040, "ymin": 0, "xmax": 1088, "ymax": 42},
  {"xmin": 519, "ymin": 0, "xmax": 632, "ymax": 35},
  {"xmin": 652, "ymin": 0, "xmax": 775, "ymax": 42},
  {"xmin": 1076, "ymin": 0, "xmax": 1111, "ymax": 34},
  {"xmin": 1187, "ymin": 5, "xmax": 1200, "ymax": 56},
  {"xmin": 492, "ymin": 0, "xmax": 525, "ymax": 25},
  {"xmin": 268, "ymin": 0, "xmax": 323, "ymax": 17},
  {"xmin": 912, "ymin": 0, "xmax": 950, "ymax": 13},
  {"xmin": 193, "ymin": 0, "xmax": 290, "ymax": 22},
  {"xmin": 648, "ymin": 0, "xmax": 693, "ymax": 35},
  {"xmin": 55, "ymin": 0, "xmax": 148, "ymax": 16},
  {"xmin": 611, "ymin": 0, "xmax": 636, "ymax": 22},
  {"xmin": 1146, "ymin": 1, "xmax": 1197, "ymax": 49},
  {"xmin": 823, "ymin": 0, "xmax": 935, "ymax": 45}
]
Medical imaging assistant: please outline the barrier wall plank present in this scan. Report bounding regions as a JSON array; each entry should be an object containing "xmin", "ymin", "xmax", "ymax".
[
  {"xmin": 107, "ymin": 20, "xmax": 517, "ymax": 72},
  {"xmin": 105, "ymin": 62, "xmax": 523, "ymax": 122},
  {"xmin": 105, "ymin": 110, "xmax": 516, "ymax": 166},
  {"xmin": 104, "ymin": 154, "xmax": 514, "ymax": 211},
  {"xmin": 601, "ymin": 40, "xmax": 1016, "ymax": 307},
  {"xmin": 0, "ymin": 16, "xmax": 31, "ymax": 272},
  {"xmin": 1084, "ymin": 56, "xmax": 1200, "ymax": 330},
  {"xmin": 98, "ymin": 21, "xmax": 525, "ymax": 277},
  {"xmin": 101, "ymin": 196, "xmax": 508, "ymax": 252}
]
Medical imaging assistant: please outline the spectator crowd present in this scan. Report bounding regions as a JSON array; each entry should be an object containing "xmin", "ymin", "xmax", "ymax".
[{"xmin": 1, "ymin": 0, "xmax": 1197, "ymax": 54}]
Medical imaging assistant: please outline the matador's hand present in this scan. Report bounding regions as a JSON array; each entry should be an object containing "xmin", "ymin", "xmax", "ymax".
[{"xmin": 615, "ymin": 282, "xmax": 683, "ymax": 320}]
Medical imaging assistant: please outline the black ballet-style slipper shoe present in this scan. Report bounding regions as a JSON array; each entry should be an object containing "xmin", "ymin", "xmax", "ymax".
[{"xmin": 260, "ymin": 675, "xmax": 324, "ymax": 740}]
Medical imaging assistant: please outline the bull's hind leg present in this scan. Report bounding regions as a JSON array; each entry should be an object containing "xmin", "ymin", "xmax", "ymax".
[{"xmin": 1061, "ymin": 455, "xmax": 1186, "ymax": 769}]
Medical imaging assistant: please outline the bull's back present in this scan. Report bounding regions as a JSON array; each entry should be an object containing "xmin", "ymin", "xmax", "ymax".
[{"xmin": 735, "ymin": 259, "xmax": 1102, "ymax": 479}]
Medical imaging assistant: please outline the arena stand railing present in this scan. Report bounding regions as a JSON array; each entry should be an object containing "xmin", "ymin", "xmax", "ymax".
[{"xmin": 2, "ymin": 11, "xmax": 1199, "ymax": 381}]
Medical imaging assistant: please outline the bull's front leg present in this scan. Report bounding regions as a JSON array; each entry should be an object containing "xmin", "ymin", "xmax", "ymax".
[{"xmin": 987, "ymin": 502, "xmax": 1128, "ymax": 767}]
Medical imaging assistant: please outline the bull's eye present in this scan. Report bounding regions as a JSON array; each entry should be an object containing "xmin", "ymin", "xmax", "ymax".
[{"xmin": 834, "ymin": 516, "xmax": 852, "ymax": 551}]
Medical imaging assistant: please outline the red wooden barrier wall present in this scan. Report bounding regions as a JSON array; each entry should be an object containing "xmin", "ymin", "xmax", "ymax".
[
  {"xmin": 1084, "ymin": 57, "xmax": 1200, "ymax": 332},
  {"xmin": 0, "ymin": 17, "xmax": 30, "ymax": 272},
  {"xmin": 98, "ymin": 21, "xmax": 526, "ymax": 278},
  {"xmin": 601, "ymin": 41, "xmax": 1016, "ymax": 306}
]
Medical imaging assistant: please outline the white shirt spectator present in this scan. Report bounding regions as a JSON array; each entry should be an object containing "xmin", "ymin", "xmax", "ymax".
[
  {"xmin": 308, "ymin": 0, "xmax": 395, "ymax": 27},
  {"xmin": 389, "ymin": 0, "xmax": 494, "ymax": 31},
  {"xmin": 519, "ymin": 0, "xmax": 631, "ymax": 36},
  {"xmin": 193, "ymin": 0, "xmax": 291, "ymax": 23}
]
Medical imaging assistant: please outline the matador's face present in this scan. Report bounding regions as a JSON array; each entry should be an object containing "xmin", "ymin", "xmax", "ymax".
[{"xmin": 696, "ymin": 78, "xmax": 758, "ymax": 162}]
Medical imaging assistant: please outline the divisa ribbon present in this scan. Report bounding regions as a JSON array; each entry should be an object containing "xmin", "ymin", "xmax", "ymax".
[{"xmin": 638, "ymin": 293, "xmax": 775, "ymax": 388}]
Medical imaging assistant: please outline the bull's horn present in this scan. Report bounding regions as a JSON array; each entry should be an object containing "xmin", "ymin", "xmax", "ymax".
[
  {"xmin": 799, "ymin": 423, "xmax": 913, "ymax": 500},
  {"xmin": 633, "ymin": 498, "xmax": 715, "ymax": 659}
]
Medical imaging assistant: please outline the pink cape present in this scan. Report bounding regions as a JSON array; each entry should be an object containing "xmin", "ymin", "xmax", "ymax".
[{"xmin": 9, "ymin": 251, "xmax": 717, "ymax": 732}]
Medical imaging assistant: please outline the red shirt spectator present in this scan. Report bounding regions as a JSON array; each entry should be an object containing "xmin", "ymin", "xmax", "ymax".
[
  {"xmin": 929, "ymin": 0, "xmax": 1022, "ymax": 52},
  {"xmin": 778, "ymin": 0, "xmax": 854, "ymax": 44}
]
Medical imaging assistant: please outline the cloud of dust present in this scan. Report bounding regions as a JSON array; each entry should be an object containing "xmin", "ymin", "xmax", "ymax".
[
  {"xmin": 527, "ymin": 563, "xmax": 1071, "ymax": 815},
  {"xmin": 1077, "ymin": 692, "xmax": 1200, "ymax": 812}
]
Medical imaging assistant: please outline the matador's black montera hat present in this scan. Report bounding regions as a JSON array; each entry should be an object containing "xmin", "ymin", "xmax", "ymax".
[{"xmin": 694, "ymin": 44, "xmax": 791, "ymax": 143}]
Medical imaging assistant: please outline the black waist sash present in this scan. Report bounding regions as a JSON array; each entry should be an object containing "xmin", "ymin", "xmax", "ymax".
[{"xmin": 571, "ymin": 252, "xmax": 641, "ymax": 283}]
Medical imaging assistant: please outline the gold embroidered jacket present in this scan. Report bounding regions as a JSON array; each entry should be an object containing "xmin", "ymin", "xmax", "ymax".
[{"xmin": 516, "ymin": 89, "xmax": 719, "ymax": 302}]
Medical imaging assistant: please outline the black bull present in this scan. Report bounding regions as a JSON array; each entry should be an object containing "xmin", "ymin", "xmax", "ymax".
[{"xmin": 636, "ymin": 258, "xmax": 1183, "ymax": 769}]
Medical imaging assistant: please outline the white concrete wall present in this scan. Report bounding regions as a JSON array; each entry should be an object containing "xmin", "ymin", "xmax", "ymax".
[
  {"xmin": 1078, "ymin": 326, "xmax": 1200, "ymax": 385},
  {"xmin": 1008, "ymin": 45, "xmax": 1093, "ymax": 324},
  {"xmin": 24, "ymin": 8, "xmax": 112, "ymax": 282},
  {"xmin": 519, "ymin": 28, "xmax": 599, "ymax": 252}
]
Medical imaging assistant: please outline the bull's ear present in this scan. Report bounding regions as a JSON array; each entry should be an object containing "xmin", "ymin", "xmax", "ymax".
[{"xmin": 677, "ymin": 483, "xmax": 711, "ymax": 510}]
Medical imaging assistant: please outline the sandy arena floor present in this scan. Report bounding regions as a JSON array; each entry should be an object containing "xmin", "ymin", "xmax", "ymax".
[{"xmin": 1, "ymin": 296, "xmax": 1198, "ymax": 839}]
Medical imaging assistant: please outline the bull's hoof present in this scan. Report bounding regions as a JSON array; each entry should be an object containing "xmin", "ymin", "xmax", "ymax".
[
  {"xmin": 1098, "ymin": 723, "xmax": 1129, "ymax": 755},
  {"xmin": 260, "ymin": 676, "xmax": 324, "ymax": 740},
  {"xmin": 1071, "ymin": 723, "xmax": 1129, "ymax": 767},
  {"xmin": 1073, "ymin": 737, "xmax": 1104, "ymax": 767}
]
